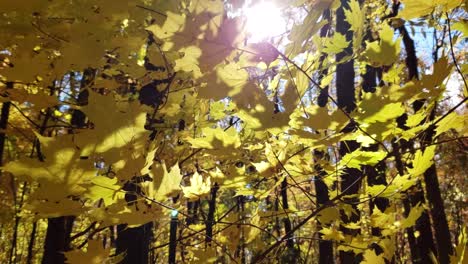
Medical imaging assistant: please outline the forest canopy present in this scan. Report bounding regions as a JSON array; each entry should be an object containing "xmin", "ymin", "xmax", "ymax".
[{"xmin": 0, "ymin": 0, "xmax": 467, "ymax": 263}]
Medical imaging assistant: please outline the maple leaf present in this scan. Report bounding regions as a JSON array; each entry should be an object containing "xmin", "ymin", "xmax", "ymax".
[
  {"xmin": 408, "ymin": 146, "xmax": 435, "ymax": 177},
  {"xmin": 320, "ymin": 226, "xmax": 345, "ymax": 241},
  {"xmin": 363, "ymin": 23, "xmax": 401, "ymax": 67},
  {"xmin": 399, "ymin": 0, "xmax": 463, "ymax": 20},
  {"xmin": 64, "ymin": 239, "xmax": 111, "ymax": 264},
  {"xmin": 148, "ymin": 162, "xmax": 183, "ymax": 201},
  {"xmin": 344, "ymin": 0, "xmax": 365, "ymax": 51},
  {"xmin": 83, "ymin": 176, "xmax": 123, "ymax": 206},
  {"xmin": 3, "ymin": 134, "xmax": 95, "ymax": 201},
  {"xmin": 362, "ymin": 249, "xmax": 385, "ymax": 264},
  {"xmin": 339, "ymin": 150, "xmax": 386, "ymax": 170},
  {"xmin": 182, "ymin": 171, "xmax": 211, "ymax": 201},
  {"xmin": 75, "ymin": 92, "xmax": 149, "ymax": 165},
  {"xmin": 186, "ymin": 127, "xmax": 241, "ymax": 150}
]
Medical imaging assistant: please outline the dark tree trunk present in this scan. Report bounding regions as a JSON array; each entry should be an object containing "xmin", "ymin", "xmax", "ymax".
[
  {"xmin": 206, "ymin": 183, "xmax": 219, "ymax": 244},
  {"xmin": 336, "ymin": 0, "xmax": 362, "ymax": 262},
  {"xmin": 279, "ymin": 178, "xmax": 300, "ymax": 262},
  {"xmin": 420, "ymin": 111, "xmax": 452, "ymax": 263},
  {"xmin": 116, "ymin": 223, "xmax": 153, "ymax": 264},
  {"xmin": 313, "ymin": 8, "xmax": 335, "ymax": 262},
  {"xmin": 313, "ymin": 151, "xmax": 334, "ymax": 264},
  {"xmin": 42, "ymin": 216, "xmax": 75, "ymax": 264},
  {"xmin": 387, "ymin": 5, "xmax": 439, "ymax": 260},
  {"xmin": 362, "ymin": 64, "xmax": 390, "ymax": 240},
  {"xmin": 0, "ymin": 101, "xmax": 11, "ymax": 166},
  {"xmin": 26, "ymin": 221, "xmax": 38, "ymax": 264}
]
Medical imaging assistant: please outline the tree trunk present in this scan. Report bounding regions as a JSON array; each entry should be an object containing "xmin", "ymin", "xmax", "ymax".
[
  {"xmin": 42, "ymin": 216, "xmax": 75, "ymax": 264},
  {"xmin": 314, "ymin": 150, "xmax": 334, "ymax": 264},
  {"xmin": 390, "ymin": 8, "xmax": 438, "ymax": 261},
  {"xmin": 116, "ymin": 223, "xmax": 153, "ymax": 264},
  {"xmin": 336, "ymin": 0, "xmax": 362, "ymax": 262}
]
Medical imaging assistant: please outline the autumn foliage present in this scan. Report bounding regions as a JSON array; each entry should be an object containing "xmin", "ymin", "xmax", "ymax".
[{"xmin": 0, "ymin": 0, "xmax": 467, "ymax": 263}]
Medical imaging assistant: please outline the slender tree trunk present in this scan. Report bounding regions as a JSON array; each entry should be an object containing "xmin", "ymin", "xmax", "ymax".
[
  {"xmin": 386, "ymin": 4, "xmax": 438, "ymax": 260},
  {"xmin": 313, "ymin": 9, "xmax": 335, "ymax": 262},
  {"xmin": 362, "ymin": 64, "xmax": 390, "ymax": 245},
  {"xmin": 0, "ymin": 84, "xmax": 14, "ymax": 262},
  {"xmin": 313, "ymin": 150, "xmax": 334, "ymax": 264},
  {"xmin": 26, "ymin": 221, "xmax": 38, "ymax": 264},
  {"xmin": 279, "ymin": 178, "xmax": 300, "ymax": 262},
  {"xmin": 413, "ymin": 28, "xmax": 453, "ymax": 263},
  {"xmin": 336, "ymin": 0, "xmax": 362, "ymax": 262},
  {"xmin": 0, "ymin": 101, "xmax": 11, "ymax": 165},
  {"xmin": 206, "ymin": 183, "xmax": 219, "ymax": 244}
]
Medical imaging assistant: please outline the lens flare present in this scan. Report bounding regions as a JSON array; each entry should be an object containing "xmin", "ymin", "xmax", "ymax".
[{"xmin": 243, "ymin": 1, "xmax": 287, "ymax": 43}]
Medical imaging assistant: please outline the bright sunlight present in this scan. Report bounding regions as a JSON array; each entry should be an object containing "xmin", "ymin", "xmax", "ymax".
[{"xmin": 243, "ymin": 1, "xmax": 287, "ymax": 43}]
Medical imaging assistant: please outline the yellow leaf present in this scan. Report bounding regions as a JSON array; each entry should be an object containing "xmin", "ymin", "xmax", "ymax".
[
  {"xmin": 339, "ymin": 150, "xmax": 386, "ymax": 170},
  {"xmin": 84, "ymin": 176, "xmax": 123, "ymax": 206},
  {"xmin": 289, "ymin": 105, "xmax": 348, "ymax": 131},
  {"xmin": 174, "ymin": 45, "xmax": 202, "ymax": 78},
  {"xmin": 408, "ymin": 146, "xmax": 435, "ymax": 177},
  {"xmin": 435, "ymin": 112, "xmax": 467, "ymax": 138},
  {"xmin": 401, "ymin": 203, "xmax": 425, "ymax": 229},
  {"xmin": 344, "ymin": 0, "xmax": 365, "ymax": 51},
  {"xmin": 399, "ymin": 0, "xmax": 463, "ymax": 20},
  {"xmin": 363, "ymin": 23, "xmax": 401, "ymax": 67},
  {"xmin": 322, "ymin": 33, "xmax": 349, "ymax": 54},
  {"xmin": 362, "ymin": 249, "xmax": 385, "ymax": 264},
  {"xmin": 151, "ymin": 163, "xmax": 183, "ymax": 201},
  {"xmin": 25, "ymin": 199, "xmax": 85, "ymax": 219},
  {"xmin": 3, "ymin": 135, "xmax": 95, "ymax": 202},
  {"xmin": 76, "ymin": 92, "xmax": 149, "ymax": 164},
  {"xmin": 65, "ymin": 239, "xmax": 111, "ymax": 264},
  {"xmin": 453, "ymin": 20, "xmax": 468, "ymax": 38},
  {"xmin": 186, "ymin": 127, "xmax": 241, "ymax": 149},
  {"xmin": 182, "ymin": 172, "xmax": 211, "ymax": 201},
  {"xmin": 450, "ymin": 227, "xmax": 467, "ymax": 264},
  {"xmin": 317, "ymin": 207, "xmax": 340, "ymax": 224},
  {"xmin": 146, "ymin": 11, "xmax": 186, "ymax": 43},
  {"xmin": 320, "ymin": 226, "xmax": 345, "ymax": 241}
]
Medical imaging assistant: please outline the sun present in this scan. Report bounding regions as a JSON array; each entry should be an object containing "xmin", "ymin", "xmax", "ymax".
[{"xmin": 243, "ymin": 1, "xmax": 287, "ymax": 43}]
